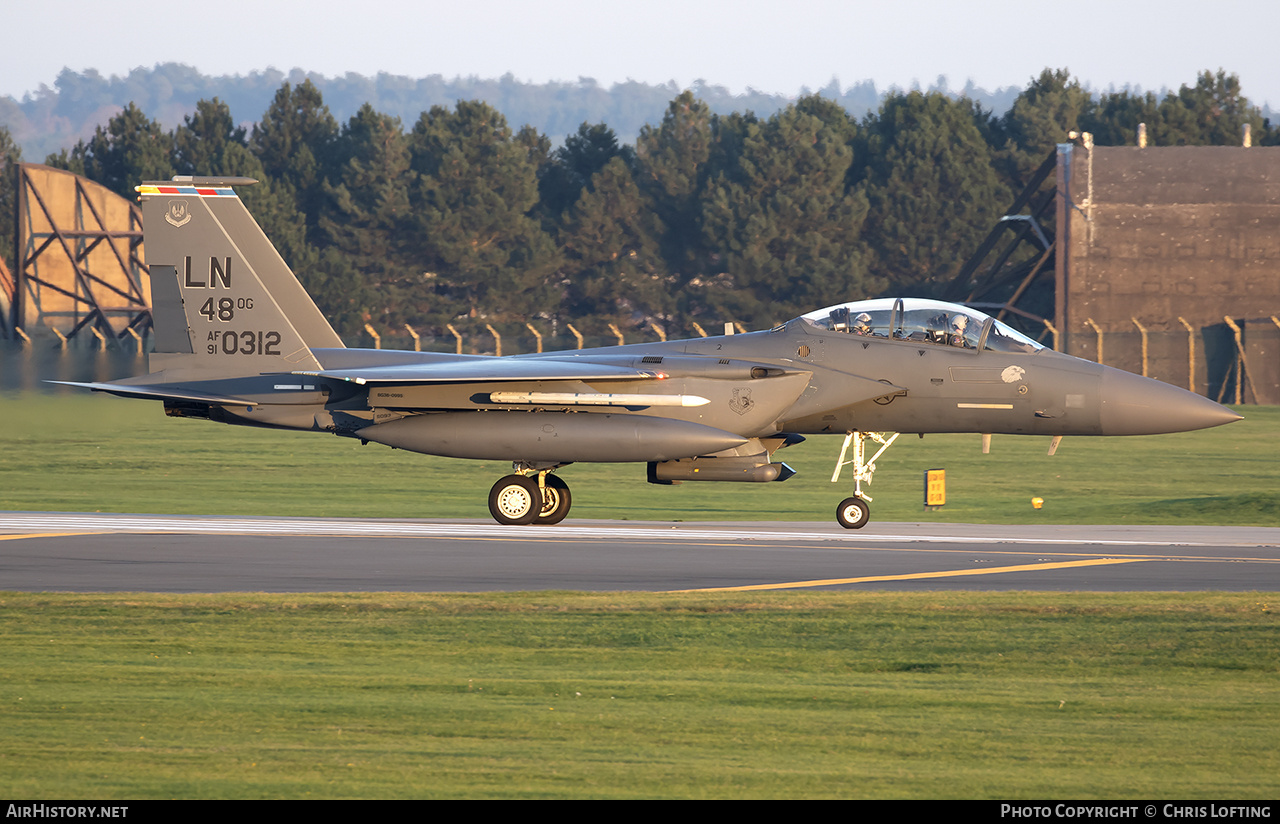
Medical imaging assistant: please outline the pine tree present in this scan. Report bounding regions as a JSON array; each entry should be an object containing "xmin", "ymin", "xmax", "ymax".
[
  {"xmin": 316, "ymin": 103, "xmax": 410, "ymax": 325},
  {"xmin": 557, "ymin": 155, "xmax": 667, "ymax": 321},
  {"xmin": 1156, "ymin": 70, "xmax": 1267, "ymax": 145},
  {"xmin": 538, "ymin": 122, "xmax": 634, "ymax": 222},
  {"xmin": 1084, "ymin": 89, "xmax": 1162, "ymax": 146},
  {"xmin": 855, "ymin": 91, "xmax": 1011, "ymax": 296},
  {"xmin": 1085, "ymin": 71, "xmax": 1273, "ymax": 147},
  {"xmin": 701, "ymin": 97, "xmax": 872, "ymax": 324},
  {"xmin": 998, "ymin": 68, "xmax": 1093, "ymax": 184},
  {"xmin": 633, "ymin": 92, "xmax": 715, "ymax": 277},
  {"xmin": 172, "ymin": 98, "xmax": 246, "ymax": 176},
  {"xmin": 250, "ymin": 80, "xmax": 339, "ymax": 238},
  {"xmin": 50, "ymin": 103, "xmax": 175, "ymax": 199},
  {"xmin": 405, "ymin": 101, "xmax": 559, "ymax": 321}
]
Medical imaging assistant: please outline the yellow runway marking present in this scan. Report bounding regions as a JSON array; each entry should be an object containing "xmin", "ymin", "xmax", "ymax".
[
  {"xmin": 0, "ymin": 533, "xmax": 89, "ymax": 542},
  {"xmin": 673, "ymin": 557, "xmax": 1147, "ymax": 592}
]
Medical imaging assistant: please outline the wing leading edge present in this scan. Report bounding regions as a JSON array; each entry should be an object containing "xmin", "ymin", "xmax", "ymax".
[{"xmin": 293, "ymin": 357, "xmax": 666, "ymax": 385}]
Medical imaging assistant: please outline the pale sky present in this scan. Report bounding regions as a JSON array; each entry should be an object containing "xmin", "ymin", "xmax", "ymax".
[{"xmin": 4, "ymin": 0, "xmax": 1277, "ymax": 109}]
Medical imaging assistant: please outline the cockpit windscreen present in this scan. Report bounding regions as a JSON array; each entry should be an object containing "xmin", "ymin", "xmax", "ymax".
[{"xmin": 799, "ymin": 298, "xmax": 1044, "ymax": 354}]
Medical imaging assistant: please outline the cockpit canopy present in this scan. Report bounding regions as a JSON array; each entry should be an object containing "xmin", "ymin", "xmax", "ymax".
[{"xmin": 797, "ymin": 298, "xmax": 1045, "ymax": 354}]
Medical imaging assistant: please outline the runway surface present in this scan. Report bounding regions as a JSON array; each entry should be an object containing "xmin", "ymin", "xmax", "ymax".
[{"xmin": 1, "ymin": 511, "xmax": 1277, "ymax": 593}]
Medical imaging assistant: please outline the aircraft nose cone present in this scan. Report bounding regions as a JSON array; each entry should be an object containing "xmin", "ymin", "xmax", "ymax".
[{"xmin": 1100, "ymin": 368, "xmax": 1242, "ymax": 435}]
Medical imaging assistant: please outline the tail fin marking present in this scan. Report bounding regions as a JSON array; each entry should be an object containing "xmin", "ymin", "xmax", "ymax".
[{"xmin": 138, "ymin": 177, "xmax": 343, "ymax": 380}]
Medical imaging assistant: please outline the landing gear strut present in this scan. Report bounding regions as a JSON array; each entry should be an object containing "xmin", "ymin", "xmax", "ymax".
[
  {"xmin": 830, "ymin": 431, "xmax": 899, "ymax": 529},
  {"xmin": 536, "ymin": 474, "xmax": 571, "ymax": 525},
  {"xmin": 487, "ymin": 465, "xmax": 572, "ymax": 526}
]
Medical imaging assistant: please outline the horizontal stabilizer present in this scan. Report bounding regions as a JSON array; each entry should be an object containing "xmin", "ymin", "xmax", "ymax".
[{"xmin": 47, "ymin": 380, "xmax": 257, "ymax": 405}]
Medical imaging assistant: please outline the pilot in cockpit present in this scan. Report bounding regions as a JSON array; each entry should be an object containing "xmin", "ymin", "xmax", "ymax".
[
  {"xmin": 927, "ymin": 312, "xmax": 950, "ymax": 344},
  {"xmin": 852, "ymin": 312, "xmax": 873, "ymax": 335},
  {"xmin": 949, "ymin": 314, "xmax": 970, "ymax": 347}
]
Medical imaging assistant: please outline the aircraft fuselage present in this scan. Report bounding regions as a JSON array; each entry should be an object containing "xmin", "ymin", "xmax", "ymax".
[{"xmin": 64, "ymin": 177, "xmax": 1239, "ymax": 527}]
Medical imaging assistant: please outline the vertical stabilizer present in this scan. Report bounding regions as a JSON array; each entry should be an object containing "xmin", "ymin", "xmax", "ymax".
[{"xmin": 137, "ymin": 176, "xmax": 344, "ymax": 379}]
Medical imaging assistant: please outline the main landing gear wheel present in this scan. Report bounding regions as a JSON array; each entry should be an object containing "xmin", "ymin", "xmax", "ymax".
[
  {"xmin": 534, "ymin": 475, "xmax": 572, "ymax": 525},
  {"xmin": 836, "ymin": 496, "xmax": 870, "ymax": 529},
  {"xmin": 488, "ymin": 474, "xmax": 541, "ymax": 525}
]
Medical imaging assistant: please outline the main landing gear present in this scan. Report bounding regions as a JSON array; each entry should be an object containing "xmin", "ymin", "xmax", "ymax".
[
  {"xmin": 830, "ymin": 431, "xmax": 900, "ymax": 529},
  {"xmin": 487, "ymin": 466, "xmax": 572, "ymax": 526}
]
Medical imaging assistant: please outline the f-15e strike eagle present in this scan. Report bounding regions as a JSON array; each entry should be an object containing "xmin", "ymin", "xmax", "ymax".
[{"xmin": 59, "ymin": 177, "xmax": 1241, "ymax": 527}]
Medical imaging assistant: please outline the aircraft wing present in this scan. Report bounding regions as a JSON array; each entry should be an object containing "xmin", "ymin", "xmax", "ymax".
[{"xmin": 294, "ymin": 358, "xmax": 665, "ymax": 385}]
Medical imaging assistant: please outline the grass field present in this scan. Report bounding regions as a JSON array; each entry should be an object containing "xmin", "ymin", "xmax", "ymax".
[
  {"xmin": 1, "ymin": 392, "xmax": 1277, "ymax": 525},
  {"xmin": 2, "ymin": 391, "xmax": 1277, "ymax": 798},
  {"xmin": 1, "ymin": 592, "xmax": 1276, "ymax": 799}
]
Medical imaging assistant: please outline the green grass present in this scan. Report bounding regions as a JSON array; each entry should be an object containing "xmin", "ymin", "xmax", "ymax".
[
  {"xmin": 2, "ymin": 392, "xmax": 1278, "ymax": 798},
  {"xmin": 0, "ymin": 592, "xmax": 1276, "ymax": 799},
  {"xmin": 1, "ymin": 392, "xmax": 1276, "ymax": 525}
]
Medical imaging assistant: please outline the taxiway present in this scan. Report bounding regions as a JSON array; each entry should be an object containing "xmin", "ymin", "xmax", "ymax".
[{"xmin": 2, "ymin": 512, "xmax": 1277, "ymax": 592}]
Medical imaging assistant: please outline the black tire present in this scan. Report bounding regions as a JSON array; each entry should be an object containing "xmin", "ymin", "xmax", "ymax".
[
  {"xmin": 836, "ymin": 496, "xmax": 870, "ymax": 529},
  {"xmin": 488, "ymin": 475, "xmax": 540, "ymax": 525},
  {"xmin": 534, "ymin": 475, "xmax": 572, "ymax": 525}
]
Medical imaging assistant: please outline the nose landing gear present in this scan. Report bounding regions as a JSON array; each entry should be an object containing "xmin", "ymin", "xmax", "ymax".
[{"xmin": 830, "ymin": 431, "xmax": 899, "ymax": 529}]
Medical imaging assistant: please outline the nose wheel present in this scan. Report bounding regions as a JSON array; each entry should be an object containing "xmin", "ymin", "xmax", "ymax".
[
  {"xmin": 487, "ymin": 470, "xmax": 573, "ymax": 526},
  {"xmin": 836, "ymin": 496, "xmax": 870, "ymax": 529}
]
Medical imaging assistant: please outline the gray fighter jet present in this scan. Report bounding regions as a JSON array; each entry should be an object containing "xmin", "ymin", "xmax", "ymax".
[{"xmin": 59, "ymin": 177, "xmax": 1242, "ymax": 527}]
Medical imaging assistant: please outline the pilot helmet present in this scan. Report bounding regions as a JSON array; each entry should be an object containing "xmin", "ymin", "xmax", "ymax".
[{"xmin": 951, "ymin": 314, "xmax": 969, "ymax": 331}]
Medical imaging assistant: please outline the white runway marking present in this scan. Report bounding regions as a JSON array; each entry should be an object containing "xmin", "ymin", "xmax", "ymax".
[
  {"xmin": 3, "ymin": 513, "xmax": 1275, "ymax": 593},
  {"xmin": 2, "ymin": 512, "xmax": 1270, "ymax": 548}
]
